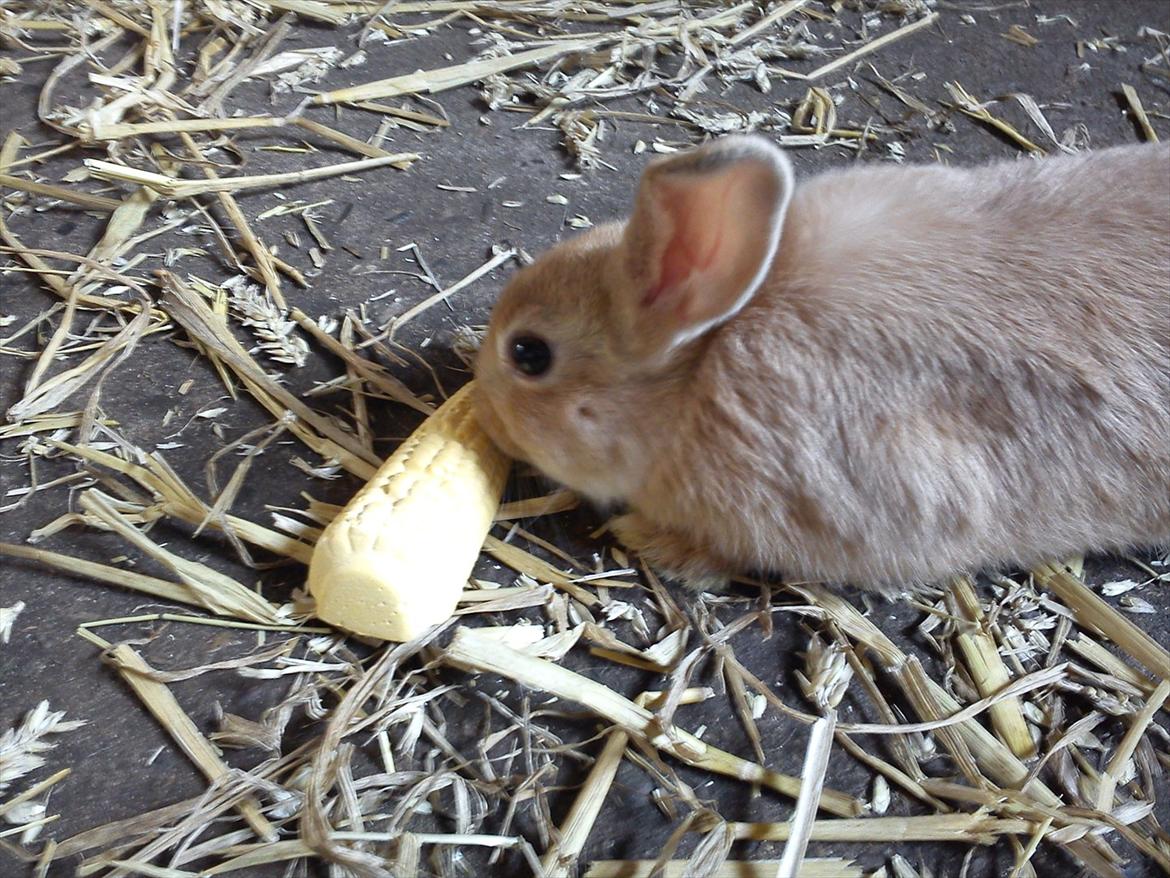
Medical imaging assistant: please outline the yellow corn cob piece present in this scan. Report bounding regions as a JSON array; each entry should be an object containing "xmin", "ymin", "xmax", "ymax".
[{"xmin": 308, "ymin": 381, "xmax": 510, "ymax": 641}]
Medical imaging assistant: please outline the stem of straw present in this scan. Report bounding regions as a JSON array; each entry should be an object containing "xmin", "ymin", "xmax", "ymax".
[{"xmin": 445, "ymin": 626, "xmax": 863, "ymax": 818}]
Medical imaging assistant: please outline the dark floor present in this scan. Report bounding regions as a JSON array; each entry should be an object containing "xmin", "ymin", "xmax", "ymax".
[{"xmin": 2, "ymin": 1, "xmax": 1169, "ymax": 877}]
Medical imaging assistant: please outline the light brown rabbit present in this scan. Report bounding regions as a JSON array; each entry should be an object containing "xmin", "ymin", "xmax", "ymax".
[{"xmin": 474, "ymin": 135, "xmax": 1170, "ymax": 593}]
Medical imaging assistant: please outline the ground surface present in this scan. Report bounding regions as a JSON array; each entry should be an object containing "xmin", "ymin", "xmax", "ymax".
[{"xmin": 1, "ymin": 1, "xmax": 1169, "ymax": 877}]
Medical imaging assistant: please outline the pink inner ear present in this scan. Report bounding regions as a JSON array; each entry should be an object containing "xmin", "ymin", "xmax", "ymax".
[{"xmin": 640, "ymin": 179, "xmax": 730, "ymax": 317}]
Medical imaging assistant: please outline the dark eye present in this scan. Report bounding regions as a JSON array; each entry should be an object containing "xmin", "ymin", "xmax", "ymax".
[{"xmin": 509, "ymin": 335, "xmax": 553, "ymax": 377}]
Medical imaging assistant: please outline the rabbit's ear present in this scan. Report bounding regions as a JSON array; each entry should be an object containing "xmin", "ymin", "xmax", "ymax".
[{"xmin": 617, "ymin": 135, "xmax": 794, "ymax": 352}]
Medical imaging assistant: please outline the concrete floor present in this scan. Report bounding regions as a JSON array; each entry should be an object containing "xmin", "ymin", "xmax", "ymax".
[{"xmin": 2, "ymin": 1, "xmax": 1168, "ymax": 876}]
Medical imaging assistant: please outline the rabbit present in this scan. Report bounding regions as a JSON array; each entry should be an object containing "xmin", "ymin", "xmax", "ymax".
[{"xmin": 473, "ymin": 134, "xmax": 1170, "ymax": 594}]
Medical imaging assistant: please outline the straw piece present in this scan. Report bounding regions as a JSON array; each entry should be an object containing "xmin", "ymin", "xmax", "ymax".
[
  {"xmin": 731, "ymin": 813, "xmax": 1033, "ymax": 844},
  {"xmin": 86, "ymin": 154, "xmax": 416, "ymax": 199},
  {"xmin": 918, "ymin": 780, "xmax": 1145, "ymax": 875},
  {"xmin": 78, "ymin": 491, "xmax": 293, "ymax": 626},
  {"xmin": 495, "ymin": 490, "xmax": 579, "ymax": 521},
  {"xmin": 1022, "ymin": 712, "xmax": 1106, "ymax": 789},
  {"xmin": 1094, "ymin": 678, "xmax": 1170, "ymax": 811},
  {"xmin": 0, "ymin": 541, "xmax": 218, "ymax": 610},
  {"xmin": 445, "ymin": 627, "xmax": 863, "ymax": 817},
  {"xmin": 945, "ymin": 82, "xmax": 1046, "ymax": 154},
  {"xmin": 775, "ymin": 713, "xmax": 836, "ymax": 877},
  {"xmin": 541, "ymin": 729, "xmax": 627, "ymax": 878},
  {"xmin": 77, "ymin": 630, "xmax": 277, "ymax": 843},
  {"xmin": 483, "ymin": 536, "xmax": 602, "ymax": 608},
  {"xmin": 584, "ymin": 860, "xmax": 862, "ymax": 878},
  {"xmin": 202, "ymin": 840, "xmax": 311, "ymax": 875},
  {"xmin": 790, "ymin": 584, "xmax": 1065, "ymax": 806},
  {"xmin": 390, "ymin": 247, "xmax": 516, "ymax": 334},
  {"xmin": 313, "ymin": 39, "xmax": 609, "ymax": 105},
  {"xmin": 79, "ymin": 613, "xmax": 330, "ymax": 634},
  {"xmin": 339, "ymin": 317, "xmax": 374, "ymax": 453},
  {"xmin": 729, "ymin": 0, "xmax": 810, "ymax": 47},
  {"xmin": 1009, "ymin": 816, "xmax": 1054, "ymax": 878},
  {"xmin": 88, "ymin": 184, "xmax": 159, "ymax": 266},
  {"xmin": 82, "ymin": 116, "xmax": 285, "ymax": 141},
  {"xmin": 805, "ymin": 13, "xmax": 939, "ymax": 81},
  {"xmin": 0, "ymin": 214, "xmax": 145, "ymax": 312},
  {"xmin": 0, "ymin": 133, "xmax": 23, "ymax": 173},
  {"xmin": 1065, "ymin": 633, "xmax": 1157, "ymax": 695},
  {"xmin": 0, "ymin": 173, "xmax": 121, "ymax": 210},
  {"xmin": 834, "ymin": 732, "xmax": 946, "ymax": 811},
  {"xmin": 177, "ymin": 132, "xmax": 286, "ymax": 308},
  {"xmin": 1034, "ymin": 564, "xmax": 1170, "ymax": 679},
  {"xmin": 349, "ymin": 102, "xmax": 449, "ymax": 127},
  {"xmin": 897, "ymin": 656, "xmax": 985, "ymax": 786},
  {"xmin": 6, "ymin": 287, "xmax": 151, "ymax": 422},
  {"xmin": 0, "ymin": 412, "xmax": 115, "ymax": 440},
  {"xmin": 48, "ymin": 440, "xmax": 315, "ymax": 564},
  {"xmin": 949, "ymin": 576, "xmax": 1036, "ymax": 758},
  {"xmin": 0, "ymin": 769, "xmax": 71, "ymax": 820},
  {"xmin": 835, "ymin": 663, "xmax": 1068, "ymax": 736},
  {"xmin": 290, "ymin": 118, "xmax": 404, "ymax": 159},
  {"xmin": 264, "ymin": 0, "xmax": 349, "ymax": 23},
  {"xmin": 1120, "ymin": 84, "xmax": 1159, "ymax": 142},
  {"xmin": 77, "ymin": 0, "xmax": 150, "ymax": 36},
  {"xmin": 159, "ymin": 271, "xmax": 381, "ymax": 479},
  {"xmin": 0, "ymin": 815, "xmax": 58, "ymax": 839},
  {"xmin": 1002, "ymin": 24, "xmax": 1040, "ymax": 48},
  {"xmin": 288, "ymin": 308, "xmax": 431, "ymax": 415}
]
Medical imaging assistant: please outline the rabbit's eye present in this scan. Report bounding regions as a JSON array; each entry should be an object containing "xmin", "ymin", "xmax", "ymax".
[{"xmin": 509, "ymin": 335, "xmax": 553, "ymax": 377}]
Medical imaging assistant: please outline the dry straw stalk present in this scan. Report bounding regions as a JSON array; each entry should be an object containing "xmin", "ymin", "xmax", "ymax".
[
  {"xmin": 1034, "ymin": 564, "xmax": 1170, "ymax": 679},
  {"xmin": 583, "ymin": 860, "xmax": 863, "ymax": 878},
  {"xmin": 540, "ymin": 729, "xmax": 627, "ymax": 878},
  {"xmin": 76, "ymin": 630, "xmax": 277, "ymax": 842},
  {"xmin": 85, "ymin": 153, "xmax": 417, "ymax": 198},
  {"xmin": 731, "ymin": 812, "xmax": 1033, "ymax": 844},
  {"xmin": 444, "ymin": 626, "xmax": 863, "ymax": 818},
  {"xmin": 949, "ymin": 576, "xmax": 1036, "ymax": 758}
]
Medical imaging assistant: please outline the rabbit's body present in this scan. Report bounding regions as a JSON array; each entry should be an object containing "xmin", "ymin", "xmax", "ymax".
[{"xmin": 475, "ymin": 138, "xmax": 1170, "ymax": 591}]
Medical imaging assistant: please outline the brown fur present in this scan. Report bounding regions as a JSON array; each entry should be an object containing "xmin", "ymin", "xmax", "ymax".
[{"xmin": 475, "ymin": 136, "xmax": 1170, "ymax": 593}]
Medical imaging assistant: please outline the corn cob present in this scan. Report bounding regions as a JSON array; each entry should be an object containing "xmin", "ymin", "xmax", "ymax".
[{"xmin": 307, "ymin": 381, "xmax": 510, "ymax": 641}]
